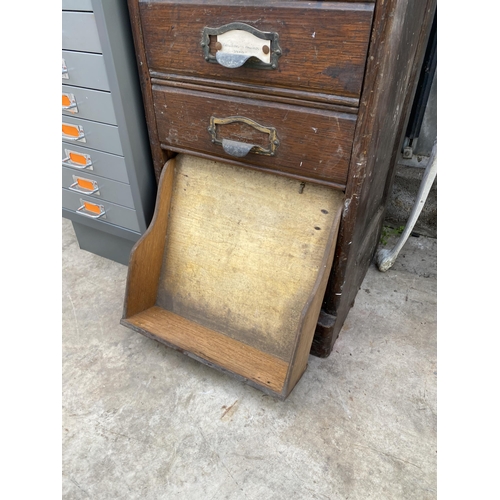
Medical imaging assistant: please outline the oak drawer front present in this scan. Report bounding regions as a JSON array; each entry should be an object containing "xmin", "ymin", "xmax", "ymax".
[
  {"xmin": 62, "ymin": 116, "xmax": 123, "ymax": 156},
  {"xmin": 140, "ymin": 0, "xmax": 373, "ymax": 100},
  {"xmin": 61, "ymin": 144, "xmax": 130, "ymax": 184},
  {"xmin": 62, "ymin": 51, "xmax": 110, "ymax": 91},
  {"xmin": 62, "ymin": 84, "xmax": 117, "ymax": 125},
  {"xmin": 62, "ymin": 12, "xmax": 101, "ymax": 53},
  {"xmin": 62, "ymin": 167, "xmax": 135, "ymax": 209},
  {"xmin": 62, "ymin": 188, "xmax": 140, "ymax": 232},
  {"xmin": 153, "ymin": 85, "xmax": 356, "ymax": 186}
]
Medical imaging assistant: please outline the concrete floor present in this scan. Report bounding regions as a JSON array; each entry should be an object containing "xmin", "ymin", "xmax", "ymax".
[{"xmin": 62, "ymin": 218, "xmax": 437, "ymax": 499}]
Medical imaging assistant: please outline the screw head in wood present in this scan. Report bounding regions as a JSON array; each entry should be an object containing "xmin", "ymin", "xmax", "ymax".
[
  {"xmin": 262, "ymin": 45, "xmax": 270, "ymax": 55},
  {"xmin": 215, "ymin": 42, "xmax": 222, "ymax": 51}
]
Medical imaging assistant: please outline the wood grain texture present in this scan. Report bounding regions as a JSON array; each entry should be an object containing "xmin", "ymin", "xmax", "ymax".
[
  {"xmin": 123, "ymin": 306, "xmax": 289, "ymax": 394},
  {"xmin": 311, "ymin": 0, "xmax": 437, "ymax": 357},
  {"xmin": 150, "ymin": 73, "xmax": 360, "ymax": 111},
  {"xmin": 139, "ymin": 0, "xmax": 374, "ymax": 100},
  {"xmin": 123, "ymin": 158, "xmax": 175, "ymax": 318},
  {"xmin": 127, "ymin": 0, "xmax": 437, "ymax": 363},
  {"xmin": 121, "ymin": 154, "xmax": 344, "ymax": 397},
  {"xmin": 152, "ymin": 84, "xmax": 356, "ymax": 185},
  {"xmin": 156, "ymin": 155, "xmax": 344, "ymax": 361},
  {"xmin": 127, "ymin": 0, "xmax": 172, "ymax": 181},
  {"xmin": 286, "ymin": 195, "xmax": 343, "ymax": 392}
]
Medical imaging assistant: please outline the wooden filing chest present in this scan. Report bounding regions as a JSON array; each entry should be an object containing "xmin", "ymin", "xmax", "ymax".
[{"xmin": 125, "ymin": 0, "xmax": 436, "ymax": 364}]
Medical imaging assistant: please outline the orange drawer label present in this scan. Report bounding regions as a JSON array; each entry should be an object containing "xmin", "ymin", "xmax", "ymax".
[
  {"xmin": 83, "ymin": 201, "xmax": 101, "ymax": 215},
  {"xmin": 62, "ymin": 124, "xmax": 79, "ymax": 137},
  {"xmin": 62, "ymin": 94, "xmax": 71, "ymax": 107},
  {"xmin": 69, "ymin": 151, "xmax": 87, "ymax": 166},
  {"xmin": 76, "ymin": 178, "xmax": 95, "ymax": 191}
]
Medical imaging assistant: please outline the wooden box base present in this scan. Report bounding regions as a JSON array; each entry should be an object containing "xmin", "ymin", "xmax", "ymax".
[{"xmin": 121, "ymin": 154, "xmax": 343, "ymax": 398}]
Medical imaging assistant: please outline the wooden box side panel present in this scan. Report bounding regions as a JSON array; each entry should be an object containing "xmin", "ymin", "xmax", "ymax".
[
  {"xmin": 123, "ymin": 306, "xmax": 289, "ymax": 395},
  {"xmin": 123, "ymin": 158, "xmax": 175, "ymax": 318}
]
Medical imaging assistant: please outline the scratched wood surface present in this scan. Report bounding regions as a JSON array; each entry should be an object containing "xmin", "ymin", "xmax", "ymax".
[
  {"xmin": 124, "ymin": 306, "xmax": 289, "ymax": 394},
  {"xmin": 312, "ymin": 0, "xmax": 437, "ymax": 356},
  {"xmin": 123, "ymin": 159, "xmax": 175, "ymax": 318},
  {"xmin": 138, "ymin": 0, "xmax": 374, "ymax": 101},
  {"xmin": 155, "ymin": 154, "xmax": 344, "ymax": 362},
  {"xmin": 152, "ymin": 84, "xmax": 356, "ymax": 186},
  {"xmin": 126, "ymin": 0, "xmax": 436, "ymax": 363}
]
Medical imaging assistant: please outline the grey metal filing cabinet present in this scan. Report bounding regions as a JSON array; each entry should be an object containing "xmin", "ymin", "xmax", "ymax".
[{"xmin": 62, "ymin": 0, "xmax": 156, "ymax": 265}]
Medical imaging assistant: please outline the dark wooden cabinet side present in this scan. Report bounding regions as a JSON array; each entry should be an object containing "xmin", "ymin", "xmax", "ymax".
[
  {"xmin": 311, "ymin": 0, "xmax": 437, "ymax": 357},
  {"xmin": 128, "ymin": 0, "xmax": 172, "ymax": 181}
]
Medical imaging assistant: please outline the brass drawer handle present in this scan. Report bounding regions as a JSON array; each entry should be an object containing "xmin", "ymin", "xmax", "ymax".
[
  {"xmin": 208, "ymin": 116, "xmax": 279, "ymax": 157},
  {"xmin": 201, "ymin": 23, "xmax": 281, "ymax": 70}
]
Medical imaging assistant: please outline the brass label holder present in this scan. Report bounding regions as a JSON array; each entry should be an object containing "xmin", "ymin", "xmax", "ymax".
[{"xmin": 208, "ymin": 116, "xmax": 280, "ymax": 158}]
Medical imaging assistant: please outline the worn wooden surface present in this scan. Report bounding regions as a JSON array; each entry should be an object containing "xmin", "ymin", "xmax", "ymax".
[
  {"xmin": 286, "ymin": 195, "xmax": 342, "ymax": 391},
  {"xmin": 139, "ymin": 0, "xmax": 374, "ymax": 102},
  {"xmin": 152, "ymin": 84, "xmax": 356, "ymax": 186},
  {"xmin": 157, "ymin": 155, "xmax": 344, "ymax": 361},
  {"xmin": 123, "ymin": 158, "xmax": 175, "ymax": 318},
  {"xmin": 150, "ymin": 74, "xmax": 360, "ymax": 113},
  {"xmin": 127, "ymin": 0, "xmax": 172, "ymax": 181},
  {"xmin": 127, "ymin": 0, "xmax": 437, "ymax": 361},
  {"xmin": 312, "ymin": 0, "xmax": 437, "ymax": 356},
  {"xmin": 122, "ymin": 155, "xmax": 344, "ymax": 397},
  {"xmin": 123, "ymin": 306, "xmax": 289, "ymax": 395}
]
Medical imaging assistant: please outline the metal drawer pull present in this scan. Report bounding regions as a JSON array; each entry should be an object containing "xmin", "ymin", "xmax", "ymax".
[
  {"xmin": 202, "ymin": 23, "xmax": 281, "ymax": 70},
  {"xmin": 62, "ymin": 59, "xmax": 69, "ymax": 79},
  {"xmin": 76, "ymin": 199, "xmax": 106, "ymax": 219},
  {"xmin": 221, "ymin": 139, "xmax": 256, "ymax": 158},
  {"xmin": 69, "ymin": 176, "xmax": 100, "ymax": 195},
  {"xmin": 62, "ymin": 93, "xmax": 78, "ymax": 113},
  {"xmin": 208, "ymin": 116, "xmax": 279, "ymax": 157},
  {"xmin": 62, "ymin": 149, "xmax": 93, "ymax": 170},
  {"xmin": 62, "ymin": 123, "xmax": 86, "ymax": 142}
]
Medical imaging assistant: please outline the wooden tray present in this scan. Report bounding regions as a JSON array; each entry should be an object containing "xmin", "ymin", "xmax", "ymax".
[{"xmin": 121, "ymin": 154, "xmax": 344, "ymax": 399}]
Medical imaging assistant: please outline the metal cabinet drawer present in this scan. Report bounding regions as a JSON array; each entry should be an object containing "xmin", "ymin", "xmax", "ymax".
[
  {"xmin": 62, "ymin": 51, "xmax": 110, "ymax": 91},
  {"xmin": 62, "ymin": 188, "xmax": 140, "ymax": 233},
  {"xmin": 61, "ymin": 143, "xmax": 130, "ymax": 184},
  {"xmin": 62, "ymin": 167, "xmax": 135, "ymax": 209},
  {"xmin": 62, "ymin": 0, "xmax": 92, "ymax": 11},
  {"xmin": 62, "ymin": 12, "xmax": 101, "ymax": 53},
  {"xmin": 62, "ymin": 84, "xmax": 117, "ymax": 125},
  {"xmin": 62, "ymin": 116, "xmax": 123, "ymax": 156}
]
